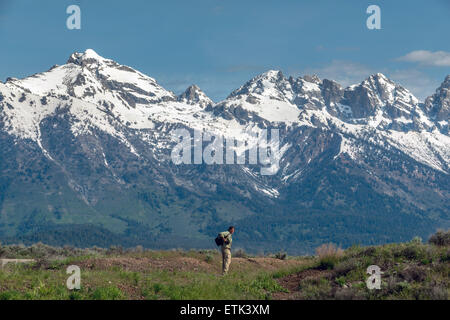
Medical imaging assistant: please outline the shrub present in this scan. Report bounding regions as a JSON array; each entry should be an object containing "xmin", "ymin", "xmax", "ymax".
[
  {"xmin": 316, "ymin": 243, "xmax": 344, "ymax": 270},
  {"xmin": 399, "ymin": 265, "xmax": 427, "ymax": 282},
  {"xmin": 360, "ymin": 246, "xmax": 376, "ymax": 257},
  {"xmin": 298, "ymin": 278, "xmax": 332, "ymax": 299},
  {"xmin": 441, "ymin": 249, "xmax": 450, "ymax": 263},
  {"xmin": 274, "ymin": 252, "xmax": 287, "ymax": 260},
  {"xmin": 250, "ymin": 274, "xmax": 287, "ymax": 293},
  {"xmin": 69, "ymin": 291, "xmax": 83, "ymax": 300},
  {"xmin": 429, "ymin": 230, "xmax": 450, "ymax": 246},
  {"xmin": 334, "ymin": 258, "xmax": 359, "ymax": 276},
  {"xmin": 152, "ymin": 283, "xmax": 164, "ymax": 294},
  {"xmin": 316, "ymin": 243, "xmax": 344, "ymax": 259},
  {"xmin": 204, "ymin": 254, "xmax": 213, "ymax": 263},
  {"xmin": 393, "ymin": 244, "xmax": 425, "ymax": 261},
  {"xmin": 411, "ymin": 236, "xmax": 422, "ymax": 245}
]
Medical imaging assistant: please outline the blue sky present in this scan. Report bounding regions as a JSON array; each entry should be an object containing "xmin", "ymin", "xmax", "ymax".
[{"xmin": 0, "ymin": 0, "xmax": 449, "ymax": 101}]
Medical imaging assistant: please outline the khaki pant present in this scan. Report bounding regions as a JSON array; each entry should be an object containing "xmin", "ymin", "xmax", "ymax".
[{"xmin": 221, "ymin": 247, "xmax": 231, "ymax": 275}]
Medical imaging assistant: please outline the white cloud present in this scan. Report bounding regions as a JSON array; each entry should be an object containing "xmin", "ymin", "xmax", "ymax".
[{"xmin": 397, "ymin": 50, "xmax": 450, "ymax": 67}]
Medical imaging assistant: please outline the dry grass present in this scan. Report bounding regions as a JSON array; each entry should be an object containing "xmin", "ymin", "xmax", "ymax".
[
  {"xmin": 316, "ymin": 243, "xmax": 344, "ymax": 259},
  {"xmin": 315, "ymin": 243, "xmax": 344, "ymax": 270}
]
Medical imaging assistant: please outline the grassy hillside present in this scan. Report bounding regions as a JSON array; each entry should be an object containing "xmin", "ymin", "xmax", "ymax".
[{"xmin": 0, "ymin": 231, "xmax": 448, "ymax": 300}]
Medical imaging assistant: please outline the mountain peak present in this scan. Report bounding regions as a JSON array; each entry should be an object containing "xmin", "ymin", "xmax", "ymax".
[
  {"xmin": 372, "ymin": 72, "xmax": 388, "ymax": 79},
  {"xmin": 424, "ymin": 75, "xmax": 450, "ymax": 122},
  {"xmin": 442, "ymin": 75, "xmax": 450, "ymax": 87},
  {"xmin": 246, "ymin": 70, "xmax": 285, "ymax": 84},
  {"xmin": 259, "ymin": 70, "xmax": 284, "ymax": 80},
  {"xmin": 342, "ymin": 72, "xmax": 419, "ymax": 119},
  {"xmin": 83, "ymin": 49, "xmax": 104, "ymax": 60},
  {"xmin": 185, "ymin": 84, "xmax": 201, "ymax": 91},
  {"xmin": 366, "ymin": 72, "xmax": 392, "ymax": 84},
  {"xmin": 67, "ymin": 49, "xmax": 108, "ymax": 66},
  {"xmin": 302, "ymin": 74, "xmax": 321, "ymax": 84},
  {"xmin": 178, "ymin": 84, "xmax": 213, "ymax": 108}
]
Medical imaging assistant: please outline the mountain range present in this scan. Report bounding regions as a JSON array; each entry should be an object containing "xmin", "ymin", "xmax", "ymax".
[{"xmin": 0, "ymin": 49, "xmax": 448, "ymax": 254}]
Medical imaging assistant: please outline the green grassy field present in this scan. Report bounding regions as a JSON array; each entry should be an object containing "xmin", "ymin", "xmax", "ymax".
[{"xmin": 0, "ymin": 231, "xmax": 448, "ymax": 300}]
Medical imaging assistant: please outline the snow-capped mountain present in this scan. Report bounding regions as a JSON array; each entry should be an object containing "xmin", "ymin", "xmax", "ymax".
[
  {"xmin": 0, "ymin": 49, "xmax": 448, "ymax": 253},
  {"xmin": 178, "ymin": 85, "xmax": 213, "ymax": 109},
  {"xmin": 424, "ymin": 75, "xmax": 450, "ymax": 131}
]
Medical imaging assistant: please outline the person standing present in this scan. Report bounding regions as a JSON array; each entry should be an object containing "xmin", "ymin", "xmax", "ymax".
[{"xmin": 219, "ymin": 226, "xmax": 235, "ymax": 275}]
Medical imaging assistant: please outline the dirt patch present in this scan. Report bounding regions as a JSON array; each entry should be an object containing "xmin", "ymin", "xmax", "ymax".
[
  {"xmin": 76, "ymin": 256, "xmax": 214, "ymax": 273},
  {"xmin": 178, "ymin": 257, "xmax": 215, "ymax": 272},
  {"xmin": 233, "ymin": 257, "xmax": 305, "ymax": 271},
  {"xmin": 116, "ymin": 283, "xmax": 145, "ymax": 300},
  {"xmin": 273, "ymin": 268, "xmax": 332, "ymax": 300}
]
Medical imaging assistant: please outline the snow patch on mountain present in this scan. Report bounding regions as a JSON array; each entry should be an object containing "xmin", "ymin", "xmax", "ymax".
[{"xmin": 385, "ymin": 130, "xmax": 450, "ymax": 173}]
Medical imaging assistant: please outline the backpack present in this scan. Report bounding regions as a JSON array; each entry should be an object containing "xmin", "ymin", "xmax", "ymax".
[
  {"xmin": 215, "ymin": 232, "xmax": 230, "ymax": 246},
  {"xmin": 215, "ymin": 234, "xmax": 224, "ymax": 246}
]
